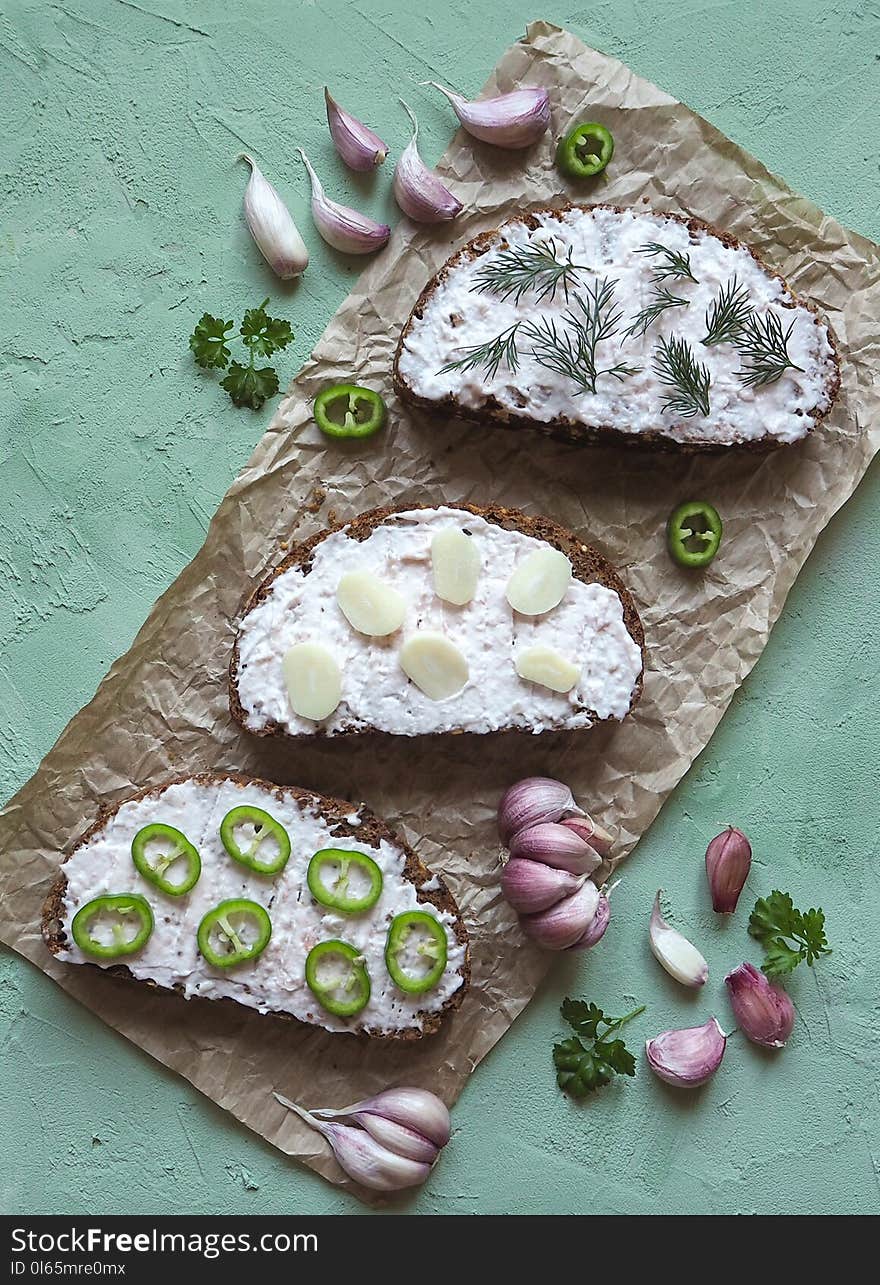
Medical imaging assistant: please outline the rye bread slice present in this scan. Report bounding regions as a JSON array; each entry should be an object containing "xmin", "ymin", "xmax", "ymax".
[
  {"xmin": 42, "ymin": 772, "xmax": 470, "ymax": 1041},
  {"xmin": 392, "ymin": 205, "xmax": 841, "ymax": 453},
  {"xmin": 228, "ymin": 502, "xmax": 645, "ymax": 740}
]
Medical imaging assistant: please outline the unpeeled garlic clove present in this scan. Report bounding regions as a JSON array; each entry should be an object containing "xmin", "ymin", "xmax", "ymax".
[
  {"xmin": 705, "ymin": 826, "xmax": 752, "ymax": 914},
  {"xmin": 521, "ymin": 878, "xmax": 600, "ymax": 950},
  {"xmin": 559, "ymin": 815, "xmax": 614, "ymax": 860},
  {"xmin": 393, "ymin": 100, "xmax": 463, "ymax": 224},
  {"xmin": 240, "ymin": 154, "xmax": 309, "ymax": 279},
  {"xmin": 431, "ymin": 527, "xmax": 480, "ymax": 605},
  {"xmin": 354, "ymin": 1112, "xmax": 439, "ymax": 1164},
  {"xmin": 282, "ymin": 643, "xmax": 341, "ymax": 722},
  {"xmin": 568, "ymin": 888, "xmax": 612, "ymax": 950},
  {"xmin": 336, "ymin": 570, "xmax": 406, "ymax": 637},
  {"xmin": 724, "ymin": 962, "xmax": 795, "ymax": 1049},
  {"xmin": 425, "ymin": 81, "xmax": 551, "ymax": 149},
  {"xmin": 311, "ymin": 1087, "xmax": 451, "ymax": 1148},
  {"xmin": 515, "ymin": 645, "xmax": 579, "ymax": 693},
  {"xmin": 324, "ymin": 87, "xmax": 389, "ymax": 171},
  {"xmin": 645, "ymin": 1017, "xmax": 727, "ymax": 1088},
  {"xmin": 275, "ymin": 1095, "xmax": 431, "ymax": 1191},
  {"xmin": 399, "ymin": 632, "xmax": 468, "ymax": 700},
  {"xmin": 508, "ymin": 822, "xmax": 602, "ymax": 876},
  {"xmin": 649, "ymin": 891, "xmax": 708, "ymax": 988},
  {"xmin": 497, "ymin": 777, "xmax": 584, "ymax": 845},
  {"xmin": 505, "ymin": 547, "xmax": 572, "ymax": 616},
  {"xmin": 298, "ymin": 149, "xmax": 391, "ymax": 255},
  {"xmin": 500, "ymin": 858, "xmax": 585, "ymax": 914}
]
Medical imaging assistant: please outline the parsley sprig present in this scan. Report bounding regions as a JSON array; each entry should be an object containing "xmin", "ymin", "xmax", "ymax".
[
  {"xmin": 553, "ymin": 997, "xmax": 645, "ymax": 1098},
  {"xmin": 189, "ymin": 299, "xmax": 294, "ymax": 410},
  {"xmin": 748, "ymin": 890, "xmax": 830, "ymax": 977}
]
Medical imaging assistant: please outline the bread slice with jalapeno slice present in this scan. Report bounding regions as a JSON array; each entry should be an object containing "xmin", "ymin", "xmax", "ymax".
[
  {"xmin": 393, "ymin": 205, "xmax": 840, "ymax": 452},
  {"xmin": 229, "ymin": 503, "xmax": 645, "ymax": 739},
  {"xmin": 41, "ymin": 774, "xmax": 469, "ymax": 1040}
]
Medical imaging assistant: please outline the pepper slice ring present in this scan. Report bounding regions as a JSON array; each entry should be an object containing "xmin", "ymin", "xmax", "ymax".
[
  {"xmin": 667, "ymin": 500, "xmax": 723, "ymax": 568},
  {"xmin": 305, "ymin": 939, "xmax": 371, "ymax": 1017},
  {"xmin": 385, "ymin": 910, "xmax": 448, "ymax": 995},
  {"xmin": 71, "ymin": 893, "xmax": 154, "ymax": 960},
  {"xmin": 197, "ymin": 899, "xmax": 272, "ymax": 969},
  {"xmin": 307, "ymin": 848, "xmax": 383, "ymax": 913},
  {"xmin": 556, "ymin": 122, "xmax": 615, "ymax": 179},
  {"xmin": 131, "ymin": 822, "xmax": 201, "ymax": 896},
  {"xmin": 219, "ymin": 806, "xmax": 292, "ymax": 876},
  {"xmin": 313, "ymin": 384, "xmax": 387, "ymax": 440}
]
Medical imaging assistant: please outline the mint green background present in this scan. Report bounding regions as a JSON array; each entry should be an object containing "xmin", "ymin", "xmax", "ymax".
[{"xmin": 2, "ymin": 0, "xmax": 878, "ymax": 1216}]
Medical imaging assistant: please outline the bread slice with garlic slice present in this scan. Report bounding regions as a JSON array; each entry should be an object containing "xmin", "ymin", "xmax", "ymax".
[
  {"xmin": 229, "ymin": 504, "xmax": 645, "ymax": 739},
  {"xmin": 42, "ymin": 774, "xmax": 469, "ymax": 1040},
  {"xmin": 393, "ymin": 205, "xmax": 840, "ymax": 451}
]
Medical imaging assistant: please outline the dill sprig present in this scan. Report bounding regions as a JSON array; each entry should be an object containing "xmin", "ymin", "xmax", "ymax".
[
  {"xmin": 438, "ymin": 323, "xmax": 522, "ymax": 379},
  {"xmin": 736, "ymin": 311, "xmax": 803, "ymax": 387},
  {"xmin": 636, "ymin": 241, "xmax": 698, "ymax": 285},
  {"xmin": 472, "ymin": 239, "xmax": 588, "ymax": 306},
  {"xmin": 523, "ymin": 276, "xmax": 641, "ymax": 395},
  {"xmin": 621, "ymin": 287, "xmax": 690, "ymax": 340},
  {"xmin": 702, "ymin": 276, "xmax": 753, "ymax": 346},
  {"xmin": 653, "ymin": 333, "xmax": 711, "ymax": 418}
]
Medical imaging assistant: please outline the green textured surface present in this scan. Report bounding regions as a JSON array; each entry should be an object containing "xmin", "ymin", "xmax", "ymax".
[{"xmin": 1, "ymin": 0, "xmax": 878, "ymax": 1217}]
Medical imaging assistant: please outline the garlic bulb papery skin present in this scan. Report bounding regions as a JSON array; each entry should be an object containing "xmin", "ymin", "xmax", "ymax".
[
  {"xmin": 497, "ymin": 776, "xmax": 584, "ymax": 844},
  {"xmin": 240, "ymin": 154, "xmax": 308, "ymax": 279},
  {"xmin": 705, "ymin": 826, "xmax": 752, "ymax": 914},
  {"xmin": 310, "ymin": 1086, "xmax": 451, "ymax": 1149},
  {"xmin": 501, "ymin": 858, "xmax": 585, "ymax": 914},
  {"xmin": 559, "ymin": 815, "xmax": 614, "ymax": 860},
  {"xmin": 508, "ymin": 822, "xmax": 602, "ymax": 876},
  {"xmin": 298, "ymin": 150, "xmax": 390, "ymax": 255},
  {"xmin": 649, "ymin": 891, "xmax": 709, "ymax": 988},
  {"xmin": 275, "ymin": 1094, "xmax": 433, "ymax": 1192},
  {"xmin": 425, "ymin": 81, "xmax": 551, "ymax": 149},
  {"xmin": 568, "ymin": 889, "xmax": 611, "ymax": 950},
  {"xmin": 393, "ymin": 100, "xmax": 463, "ymax": 223},
  {"xmin": 325, "ymin": 87, "xmax": 389, "ymax": 171},
  {"xmin": 724, "ymin": 962, "xmax": 795, "ymax": 1049},
  {"xmin": 521, "ymin": 878, "xmax": 600, "ymax": 951},
  {"xmin": 646, "ymin": 1017, "xmax": 727, "ymax": 1088}
]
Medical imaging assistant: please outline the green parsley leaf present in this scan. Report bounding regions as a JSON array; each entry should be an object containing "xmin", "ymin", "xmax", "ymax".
[
  {"xmin": 240, "ymin": 297, "xmax": 294, "ymax": 358},
  {"xmin": 219, "ymin": 361, "xmax": 280, "ymax": 411},
  {"xmin": 748, "ymin": 890, "xmax": 830, "ymax": 978},
  {"xmin": 189, "ymin": 313, "xmax": 234, "ymax": 369},
  {"xmin": 553, "ymin": 998, "xmax": 643, "ymax": 1100}
]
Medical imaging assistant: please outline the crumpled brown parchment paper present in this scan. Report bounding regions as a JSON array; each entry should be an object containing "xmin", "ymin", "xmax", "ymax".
[{"xmin": 1, "ymin": 22, "xmax": 878, "ymax": 1203}]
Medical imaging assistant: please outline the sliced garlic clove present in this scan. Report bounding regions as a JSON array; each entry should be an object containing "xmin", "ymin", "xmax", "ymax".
[
  {"xmin": 282, "ymin": 643, "xmax": 341, "ymax": 722},
  {"xmin": 505, "ymin": 547, "xmax": 572, "ymax": 615},
  {"xmin": 431, "ymin": 528, "xmax": 480, "ymax": 605},
  {"xmin": 400, "ymin": 632, "xmax": 468, "ymax": 700},
  {"xmin": 515, "ymin": 646, "xmax": 579, "ymax": 693},
  {"xmin": 337, "ymin": 571, "xmax": 406, "ymax": 637}
]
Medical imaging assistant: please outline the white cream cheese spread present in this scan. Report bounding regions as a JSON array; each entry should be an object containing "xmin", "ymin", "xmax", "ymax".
[
  {"xmin": 397, "ymin": 207, "xmax": 836, "ymax": 446},
  {"xmin": 58, "ymin": 778, "xmax": 466, "ymax": 1035},
  {"xmin": 235, "ymin": 507, "xmax": 643, "ymax": 737}
]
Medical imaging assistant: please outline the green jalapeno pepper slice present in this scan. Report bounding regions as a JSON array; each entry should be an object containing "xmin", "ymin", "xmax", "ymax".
[
  {"xmin": 667, "ymin": 500, "xmax": 723, "ymax": 568},
  {"xmin": 307, "ymin": 848, "xmax": 383, "ymax": 913},
  {"xmin": 219, "ymin": 806, "xmax": 292, "ymax": 876},
  {"xmin": 71, "ymin": 893, "xmax": 154, "ymax": 960},
  {"xmin": 131, "ymin": 822, "xmax": 201, "ymax": 895},
  {"xmin": 305, "ymin": 939, "xmax": 371, "ymax": 1017},
  {"xmin": 556, "ymin": 122, "xmax": 614, "ymax": 179},
  {"xmin": 197, "ymin": 898, "xmax": 272, "ymax": 968},
  {"xmin": 313, "ymin": 384, "xmax": 387, "ymax": 440},
  {"xmin": 384, "ymin": 910, "xmax": 448, "ymax": 995}
]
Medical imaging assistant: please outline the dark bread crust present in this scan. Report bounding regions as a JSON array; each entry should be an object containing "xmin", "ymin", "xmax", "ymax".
[
  {"xmin": 392, "ymin": 204, "xmax": 841, "ymax": 454},
  {"xmin": 228, "ymin": 502, "xmax": 646, "ymax": 740},
  {"xmin": 41, "ymin": 772, "xmax": 469, "ymax": 1041}
]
